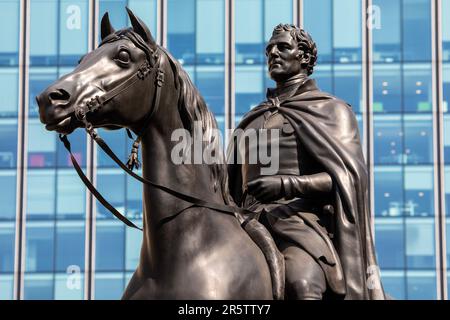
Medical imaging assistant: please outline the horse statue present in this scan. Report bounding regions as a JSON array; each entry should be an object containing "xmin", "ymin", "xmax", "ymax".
[{"xmin": 36, "ymin": 8, "xmax": 283, "ymax": 299}]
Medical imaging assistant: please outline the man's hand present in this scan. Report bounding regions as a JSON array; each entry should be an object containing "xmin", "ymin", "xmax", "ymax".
[{"xmin": 247, "ymin": 176, "xmax": 284, "ymax": 203}]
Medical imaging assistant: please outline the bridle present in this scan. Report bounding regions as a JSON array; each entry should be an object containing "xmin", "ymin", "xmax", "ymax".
[
  {"xmin": 73, "ymin": 31, "xmax": 165, "ymax": 171},
  {"xmin": 60, "ymin": 32, "xmax": 258, "ymax": 230}
]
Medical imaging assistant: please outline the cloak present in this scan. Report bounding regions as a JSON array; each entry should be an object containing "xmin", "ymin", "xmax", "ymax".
[{"xmin": 227, "ymin": 78, "xmax": 385, "ymax": 299}]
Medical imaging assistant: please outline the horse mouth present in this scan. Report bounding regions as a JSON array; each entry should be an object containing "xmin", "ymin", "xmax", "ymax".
[{"xmin": 45, "ymin": 116, "xmax": 77, "ymax": 135}]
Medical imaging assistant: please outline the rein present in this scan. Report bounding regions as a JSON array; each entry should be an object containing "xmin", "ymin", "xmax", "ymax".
[{"xmin": 60, "ymin": 41, "xmax": 258, "ymax": 231}]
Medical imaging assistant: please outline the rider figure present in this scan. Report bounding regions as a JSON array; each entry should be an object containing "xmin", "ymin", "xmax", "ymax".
[{"xmin": 228, "ymin": 24, "xmax": 385, "ymax": 300}]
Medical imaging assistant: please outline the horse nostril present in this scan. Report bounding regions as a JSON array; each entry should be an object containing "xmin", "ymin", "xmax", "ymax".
[{"xmin": 48, "ymin": 88, "xmax": 71, "ymax": 103}]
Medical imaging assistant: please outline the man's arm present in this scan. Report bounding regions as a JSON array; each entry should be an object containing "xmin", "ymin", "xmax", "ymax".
[{"xmin": 246, "ymin": 172, "xmax": 333, "ymax": 203}]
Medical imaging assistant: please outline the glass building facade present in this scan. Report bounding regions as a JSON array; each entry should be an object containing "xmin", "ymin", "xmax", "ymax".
[{"xmin": 0, "ymin": 0, "xmax": 449, "ymax": 300}]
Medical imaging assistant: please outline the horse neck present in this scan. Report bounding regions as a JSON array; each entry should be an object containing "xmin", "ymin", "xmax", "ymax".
[{"xmin": 139, "ymin": 112, "xmax": 225, "ymax": 230}]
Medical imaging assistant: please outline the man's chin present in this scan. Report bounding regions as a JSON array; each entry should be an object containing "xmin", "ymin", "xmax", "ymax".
[{"xmin": 269, "ymin": 71, "xmax": 286, "ymax": 82}]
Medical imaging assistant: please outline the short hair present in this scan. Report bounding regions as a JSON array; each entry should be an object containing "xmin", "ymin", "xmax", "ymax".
[{"xmin": 270, "ymin": 24, "xmax": 318, "ymax": 76}]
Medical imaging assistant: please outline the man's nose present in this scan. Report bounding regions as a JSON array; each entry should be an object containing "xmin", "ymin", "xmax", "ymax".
[{"xmin": 268, "ymin": 46, "xmax": 279, "ymax": 58}]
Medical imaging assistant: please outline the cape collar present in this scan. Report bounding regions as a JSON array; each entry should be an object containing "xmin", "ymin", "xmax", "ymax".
[{"xmin": 266, "ymin": 78, "xmax": 319, "ymax": 100}]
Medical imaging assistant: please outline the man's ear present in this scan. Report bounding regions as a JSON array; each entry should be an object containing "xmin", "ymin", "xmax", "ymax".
[{"xmin": 299, "ymin": 51, "xmax": 311, "ymax": 67}]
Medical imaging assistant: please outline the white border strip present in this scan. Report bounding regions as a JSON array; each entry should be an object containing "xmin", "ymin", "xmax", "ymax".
[
  {"xmin": 13, "ymin": 0, "xmax": 30, "ymax": 301},
  {"xmin": 298, "ymin": 0, "xmax": 303, "ymax": 28},
  {"xmin": 157, "ymin": 0, "xmax": 167, "ymax": 47},
  {"xmin": 362, "ymin": 0, "xmax": 375, "ymax": 236},
  {"xmin": 431, "ymin": 0, "xmax": 447, "ymax": 300},
  {"xmin": 224, "ymin": 0, "xmax": 235, "ymax": 147},
  {"xmin": 84, "ymin": 0, "xmax": 98, "ymax": 300},
  {"xmin": 293, "ymin": 0, "xmax": 298, "ymax": 26}
]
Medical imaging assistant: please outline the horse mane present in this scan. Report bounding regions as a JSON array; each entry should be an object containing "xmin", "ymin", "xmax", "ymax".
[{"xmin": 157, "ymin": 46, "xmax": 232, "ymax": 205}]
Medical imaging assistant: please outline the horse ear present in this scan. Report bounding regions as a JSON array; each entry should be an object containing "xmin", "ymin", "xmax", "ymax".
[
  {"xmin": 101, "ymin": 12, "xmax": 115, "ymax": 40},
  {"xmin": 126, "ymin": 7, "xmax": 156, "ymax": 47}
]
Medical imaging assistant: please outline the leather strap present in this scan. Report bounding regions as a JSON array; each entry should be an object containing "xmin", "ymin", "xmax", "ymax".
[
  {"xmin": 80, "ymin": 61, "xmax": 153, "ymax": 117},
  {"xmin": 60, "ymin": 134, "xmax": 142, "ymax": 230},
  {"xmin": 90, "ymin": 131, "xmax": 259, "ymax": 218}
]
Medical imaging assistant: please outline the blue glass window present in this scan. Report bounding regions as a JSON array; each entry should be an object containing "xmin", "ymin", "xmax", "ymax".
[
  {"xmin": 0, "ymin": 275, "xmax": 14, "ymax": 300},
  {"xmin": 374, "ymin": 166, "xmax": 404, "ymax": 217},
  {"xmin": 404, "ymin": 167, "xmax": 434, "ymax": 218},
  {"xmin": 406, "ymin": 271, "xmax": 437, "ymax": 300},
  {"xmin": 375, "ymin": 219, "xmax": 405, "ymax": 268},
  {"xmin": 235, "ymin": 66, "xmax": 264, "ymax": 115},
  {"xmin": 25, "ymin": 223, "xmax": 55, "ymax": 272},
  {"xmin": 125, "ymin": 227, "xmax": 141, "ymax": 271},
  {"xmin": 405, "ymin": 218, "xmax": 435, "ymax": 268},
  {"xmin": 373, "ymin": 65, "xmax": 402, "ymax": 113},
  {"xmin": 27, "ymin": 170, "xmax": 56, "ymax": 220},
  {"xmin": 54, "ymin": 273, "xmax": 84, "ymax": 300},
  {"xmin": 380, "ymin": 271, "xmax": 406, "ymax": 299},
  {"xmin": 0, "ymin": 121, "xmax": 18, "ymax": 168},
  {"xmin": 404, "ymin": 115, "xmax": 433, "ymax": 164},
  {"xmin": 95, "ymin": 273, "xmax": 124, "ymax": 300},
  {"xmin": 0, "ymin": 226, "xmax": 15, "ymax": 273},
  {"xmin": 304, "ymin": 0, "xmax": 361, "ymax": 63},
  {"xmin": 96, "ymin": 224, "xmax": 125, "ymax": 271},
  {"xmin": 374, "ymin": 115, "xmax": 403, "ymax": 164},
  {"xmin": 0, "ymin": 0, "xmax": 19, "ymax": 66},
  {"xmin": 126, "ymin": 175, "xmax": 143, "ymax": 220},
  {"xmin": 0, "ymin": 171, "xmax": 16, "ymax": 221},
  {"xmin": 24, "ymin": 274, "xmax": 54, "ymax": 300},
  {"xmin": 0, "ymin": 70, "xmax": 19, "ymax": 116},
  {"xmin": 96, "ymin": 170, "xmax": 125, "ymax": 219},
  {"xmin": 55, "ymin": 222, "xmax": 85, "ymax": 272}
]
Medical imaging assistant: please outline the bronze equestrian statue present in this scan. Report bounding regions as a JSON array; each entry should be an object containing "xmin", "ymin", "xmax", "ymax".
[
  {"xmin": 228, "ymin": 24, "xmax": 385, "ymax": 300},
  {"xmin": 36, "ymin": 7, "xmax": 385, "ymax": 300}
]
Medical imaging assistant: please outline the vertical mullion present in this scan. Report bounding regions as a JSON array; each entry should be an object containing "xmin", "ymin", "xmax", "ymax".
[
  {"xmin": 84, "ymin": 0, "xmax": 98, "ymax": 301},
  {"xmin": 13, "ymin": 0, "xmax": 29, "ymax": 301},
  {"xmin": 224, "ymin": 0, "xmax": 235, "ymax": 146},
  {"xmin": 157, "ymin": 0, "xmax": 167, "ymax": 47},
  {"xmin": 432, "ymin": 0, "xmax": 447, "ymax": 300},
  {"xmin": 298, "ymin": 0, "xmax": 303, "ymax": 28},
  {"xmin": 363, "ymin": 0, "xmax": 375, "ymax": 234},
  {"xmin": 293, "ymin": 0, "xmax": 298, "ymax": 26}
]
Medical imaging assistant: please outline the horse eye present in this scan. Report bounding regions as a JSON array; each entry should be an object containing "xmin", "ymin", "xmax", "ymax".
[{"xmin": 117, "ymin": 50, "xmax": 130, "ymax": 63}]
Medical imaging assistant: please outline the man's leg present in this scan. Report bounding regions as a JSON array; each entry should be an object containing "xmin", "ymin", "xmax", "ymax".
[{"xmin": 279, "ymin": 241, "xmax": 327, "ymax": 300}]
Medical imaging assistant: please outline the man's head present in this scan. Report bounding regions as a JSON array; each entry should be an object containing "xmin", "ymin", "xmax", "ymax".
[{"xmin": 266, "ymin": 24, "xmax": 317, "ymax": 83}]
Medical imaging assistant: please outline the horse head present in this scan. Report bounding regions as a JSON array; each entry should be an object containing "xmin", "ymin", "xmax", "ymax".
[{"xmin": 36, "ymin": 8, "xmax": 163, "ymax": 136}]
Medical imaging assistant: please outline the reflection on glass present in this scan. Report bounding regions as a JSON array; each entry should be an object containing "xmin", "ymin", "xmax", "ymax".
[
  {"xmin": 95, "ymin": 273, "xmax": 124, "ymax": 300},
  {"xmin": 97, "ymin": 170, "xmax": 125, "ymax": 219},
  {"xmin": 25, "ymin": 223, "xmax": 55, "ymax": 273},
  {"xmin": 24, "ymin": 274, "xmax": 54, "ymax": 300},
  {"xmin": 126, "ymin": 227, "xmax": 141, "ymax": 271},
  {"xmin": 96, "ymin": 223, "xmax": 125, "ymax": 271},
  {"xmin": 55, "ymin": 222, "xmax": 85, "ymax": 272},
  {"xmin": 406, "ymin": 218, "xmax": 435, "ymax": 269},
  {"xmin": 406, "ymin": 271, "xmax": 437, "ymax": 300},
  {"xmin": 375, "ymin": 219, "xmax": 405, "ymax": 268},
  {"xmin": 304, "ymin": 0, "xmax": 361, "ymax": 63},
  {"xmin": 27, "ymin": 170, "xmax": 56, "ymax": 220},
  {"xmin": 54, "ymin": 273, "xmax": 84, "ymax": 300},
  {"xmin": 404, "ymin": 167, "xmax": 434, "ymax": 218},
  {"xmin": 0, "ymin": 226, "xmax": 15, "ymax": 273},
  {"xmin": 380, "ymin": 270, "xmax": 405, "ymax": 299}
]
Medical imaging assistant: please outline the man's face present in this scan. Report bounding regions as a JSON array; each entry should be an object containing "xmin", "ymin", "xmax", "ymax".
[{"xmin": 266, "ymin": 31, "xmax": 303, "ymax": 82}]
